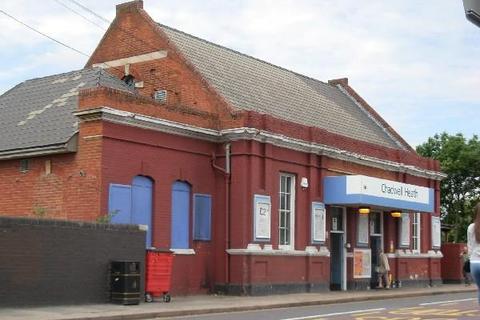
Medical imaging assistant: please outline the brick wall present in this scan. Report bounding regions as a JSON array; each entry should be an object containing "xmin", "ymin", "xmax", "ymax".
[
  {"xmin": 86, "ymin": 1, "xmax": 234, "ymax": 120},
  {"xmin": 0, "ymin": 120, "xmax": 103, "ymax": 221},
  {"xmin": 0, "ymin": 0, "xmax": 444, "ymax": 296},
  {"xmin": 101, "ymin": 121, "xmax": 221, "ymax": 295},
  {"xmin": 441, "ymin": 243, "xmax": 465, "ymax": 283},
  {"xmin": 0, "ymin": 216, "xmax": 145, "ymax": 307},
  {"xmin": 78, "ymin": 87, "xmax": 221, "ymax": 130},
  {"xmin": 227, "ymin": 139, "xmax": 440, "ymax": 292}
]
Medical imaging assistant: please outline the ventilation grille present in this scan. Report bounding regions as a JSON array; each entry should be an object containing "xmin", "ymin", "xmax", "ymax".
[{"xmin": 154, "ymin": 90, "xmax": 167, "ymax": 104}]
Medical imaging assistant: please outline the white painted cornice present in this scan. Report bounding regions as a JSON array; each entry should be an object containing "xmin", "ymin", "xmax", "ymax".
[{"xmin": 74, "ymin": 107, "xmax": 446, "ymax": 181}]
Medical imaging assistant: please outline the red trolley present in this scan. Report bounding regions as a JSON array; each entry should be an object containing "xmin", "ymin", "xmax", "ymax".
[{"xmin": 145, "ymin": 249, "xmax": 173, "ymax": 302}]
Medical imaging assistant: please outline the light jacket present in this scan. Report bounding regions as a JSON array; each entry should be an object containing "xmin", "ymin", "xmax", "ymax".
[
  {"xmin": 378, "ymin": 252, "xmax": 390, "ymax": 273},
  {"xmin": 467, "ymin": 223, "xmax": 480, "ymax": 262}
]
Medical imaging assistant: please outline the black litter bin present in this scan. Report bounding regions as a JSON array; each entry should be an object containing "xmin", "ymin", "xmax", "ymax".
[{"xmin": 110, "ymin": 261, "xmax": 141, "ymax": 305}]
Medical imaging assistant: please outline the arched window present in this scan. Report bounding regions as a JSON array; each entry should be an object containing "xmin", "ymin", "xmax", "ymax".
[
  {"xmin": 171, "ymin": 181, "xmax": 191, "ymax": 249},
  {"xmin": 131, "ymin": 176, "xmax": 153, "ymax": 248},
  {"xmin": 108, "ymin": 175, "xmax": 153, "ymax": 248}
]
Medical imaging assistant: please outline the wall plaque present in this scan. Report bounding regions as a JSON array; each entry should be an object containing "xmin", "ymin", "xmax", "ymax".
[{"xmin": 254, "ymin": 195, "xmax": 271, "ymax": 241}]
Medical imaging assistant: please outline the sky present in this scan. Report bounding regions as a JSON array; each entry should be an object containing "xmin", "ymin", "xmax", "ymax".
[{"xmin": 0, "ymin": 0, "xmax": 479, "ymax": 148}]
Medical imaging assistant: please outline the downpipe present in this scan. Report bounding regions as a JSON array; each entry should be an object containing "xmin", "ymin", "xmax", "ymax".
[{"xmin": 211, "ymin": 143, "xmax": 231, "ymax": 290}]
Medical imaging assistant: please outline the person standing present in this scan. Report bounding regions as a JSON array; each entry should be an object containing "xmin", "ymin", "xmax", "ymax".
[
  {"xmin": 376, "ymin": 251, "xmax": 390, "ymax": 289},
  {"xmin": 467, "ymin": 203, "xmax": 480, "ymax": 303},
  {"xmin": 460, "ymin": 246, "xmax": 471, "ymax": 285}
]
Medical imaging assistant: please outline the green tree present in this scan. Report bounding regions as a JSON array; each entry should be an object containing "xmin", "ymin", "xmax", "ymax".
[{"xmin": 416, "ymin": 133, "xmax": 480, "ymax": 243}]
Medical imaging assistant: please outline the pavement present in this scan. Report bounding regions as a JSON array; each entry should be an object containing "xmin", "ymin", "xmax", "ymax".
[{"xmin": 0, "ymin": 284, "xmax": 476, "ymax": 320}]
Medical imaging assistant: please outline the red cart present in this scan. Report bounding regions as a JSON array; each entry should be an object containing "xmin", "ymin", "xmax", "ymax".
[{"xmin": 145, "ymin": 249, "xmax": 174, "ymax": 302}]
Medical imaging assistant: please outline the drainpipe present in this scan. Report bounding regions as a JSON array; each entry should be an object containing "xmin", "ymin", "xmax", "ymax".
[{"xmin": 211, "ymin": 143, "xmax": 231, "ymax": 291}]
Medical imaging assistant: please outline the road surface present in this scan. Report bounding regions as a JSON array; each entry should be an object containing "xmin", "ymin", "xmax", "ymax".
[{"xmin": 161, "ymin": 291, "xmax": 478, "ymax": 320}]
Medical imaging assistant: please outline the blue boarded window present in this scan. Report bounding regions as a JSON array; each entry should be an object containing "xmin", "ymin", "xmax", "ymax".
[
  {"xmin": 171, "ymin": 181, "xmax": 191, "ymax": 249},
  {"xmin": 193, "ymin": 194, "xmax": 212, "ymax": 241},
  {"xmin": 108, "ymin": 176, "xmax": 153, "ymax": 249},
  {"xmin": 109, "ymin": 184, "xmax": 132, "ymax": 224}
]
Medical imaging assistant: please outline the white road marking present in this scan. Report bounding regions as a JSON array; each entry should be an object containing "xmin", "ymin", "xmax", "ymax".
[
  {"xmin": 419, "ymin": 298, "xmax": 476, "ymax": 306},
  {"xmin": 280, "ymin": 308, "xmax": 386, "ymax": 320}
]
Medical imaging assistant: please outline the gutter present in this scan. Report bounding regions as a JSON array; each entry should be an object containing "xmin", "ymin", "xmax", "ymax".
[{"xmin": 0, "ymin": 134, "xmax": 78, "ymax": 160}]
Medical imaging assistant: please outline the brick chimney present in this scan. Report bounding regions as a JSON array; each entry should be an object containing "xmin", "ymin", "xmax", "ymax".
[
  {"xmin": 116, "ymin": 0, "xmax": 143, "ymax": 15},
  {"xmin": 328, "ymin": 78, "xmax": 349, "ymax": 87}
]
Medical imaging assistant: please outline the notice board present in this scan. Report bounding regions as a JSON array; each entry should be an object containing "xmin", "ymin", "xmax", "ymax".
[{"xmin": 353, "ymin": 248, "xmax": 372, "ymax": 279}]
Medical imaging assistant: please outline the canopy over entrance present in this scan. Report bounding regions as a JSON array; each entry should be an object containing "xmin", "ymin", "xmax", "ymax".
[{"xmin": 324, "ymin": 175, "xmax": 434, "ymax": 213}]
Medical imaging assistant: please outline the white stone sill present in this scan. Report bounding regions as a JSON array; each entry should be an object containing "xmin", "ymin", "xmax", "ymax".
[
  {"xmin": 227, "ymin": 244, "xmax": 330, "ymax": 257},
  {"xmin": 170, "ymin": 248, "xmax": 196, "ymax": 255},
  {"xmin": 345, "ymin": 250, "xmax": 443, "ymax": 259}
]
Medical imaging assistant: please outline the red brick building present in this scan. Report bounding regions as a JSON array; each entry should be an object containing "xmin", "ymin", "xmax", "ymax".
[{"xmin": 0, "ymin": 1, "xmax": 445, "ymax": 295}]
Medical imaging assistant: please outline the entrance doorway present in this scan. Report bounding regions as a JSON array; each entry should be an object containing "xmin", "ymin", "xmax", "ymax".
[
  {"xmin": 369, "ymin": 211, "xmax": 383, "ymax": 289},
  {"xmin": 329, "ymin": 206, "xmax": 346, "ymax": 291},
  {"xmin": 370, "ymin": 236, "xmax": 382, "ymax": 288}
]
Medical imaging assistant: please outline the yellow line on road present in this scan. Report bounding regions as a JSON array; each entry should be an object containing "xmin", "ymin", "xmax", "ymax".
[
  {"xmin": 281, "ymin": 308, "xmax": 386, "ymax": 320},
  {"xmin": 354, "ymin": 311, "xmax": 382, "ymax": 316}
]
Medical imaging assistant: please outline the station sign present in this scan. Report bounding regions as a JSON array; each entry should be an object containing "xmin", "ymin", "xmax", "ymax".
[{"xmin": 324, "ymin": 175, "xmax": 434, "ymax": 213}]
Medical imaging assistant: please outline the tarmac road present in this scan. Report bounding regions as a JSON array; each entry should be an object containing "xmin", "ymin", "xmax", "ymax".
[{"xmin": 165, "ymin": 291, "xmax": 478, "ymax": 320}]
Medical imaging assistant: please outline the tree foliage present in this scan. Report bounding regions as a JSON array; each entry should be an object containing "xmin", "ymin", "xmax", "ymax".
[{"xmin": 416, "ymin": 133, "xmax": 480, "ymax": 243}]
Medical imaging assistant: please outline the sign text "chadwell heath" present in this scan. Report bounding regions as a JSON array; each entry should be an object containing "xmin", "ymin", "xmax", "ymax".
[
  {"xmin": 345, "ymin": 175, "xmax": 430, "ymax": 205},
  {"xmin": 381, "ymin": 184, "xmax": 419, "ymax": 199}
]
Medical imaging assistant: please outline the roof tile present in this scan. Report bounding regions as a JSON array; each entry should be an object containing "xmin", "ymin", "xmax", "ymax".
[
  {"xmin": 0, "ymin": 68, "xmax": 134, "ymax": 152},
  {"xmin": 159, "ymin": 23, "xmax": 405, "ymax": 150}
]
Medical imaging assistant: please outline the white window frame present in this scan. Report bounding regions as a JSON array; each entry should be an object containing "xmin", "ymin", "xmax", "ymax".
[
  {"xmin": 279, "ymin": 173, "xmax": 295, "ymax": 250},
  {"xmin": 412, "ymin": 213, "xmax": 421, "ymax": 253}
]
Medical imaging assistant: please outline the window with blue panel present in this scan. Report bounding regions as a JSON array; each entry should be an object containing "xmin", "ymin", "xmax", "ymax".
[
  {"xmin": 193, "ymin": 194, "xmax": 212, "ymax": 241},
  {"xmin": 108, "ymin": 184, "xmax": 132, "ymax": 224},
  {"xmin": 108, "ymin": 176, "xmax": 154, "ymax": 249},
  {"xmin": 171, "ymin": 181, "xmax": 191, "ymax": 249}
]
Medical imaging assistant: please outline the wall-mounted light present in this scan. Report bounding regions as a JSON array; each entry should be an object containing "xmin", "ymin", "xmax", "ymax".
[
  {"xmin": 358, "ymin": 207, "xmax": 370, "ymax": 214},
  {"xmin": 391, "ymin": 211, "xmax": 402, "ymax": 218}
]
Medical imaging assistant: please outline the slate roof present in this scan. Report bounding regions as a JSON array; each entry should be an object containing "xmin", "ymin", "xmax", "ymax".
[
  {"xmin": 159, "ymin": 24, "xmax": 406, "ymax": 150},
  {"xmin": 0, "ymin": 24, "xmax": 407, "ymax": 155},
  {"xmin": 0, "ymin": 68, "xmax": 134, "ymax": 153}
]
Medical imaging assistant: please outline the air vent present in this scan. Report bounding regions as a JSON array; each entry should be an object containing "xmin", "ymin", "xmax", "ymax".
[
  {"xmin": 154, "ymin": 90, "xmax": 167, "ymax": 104},
  {"xmin": 20, "ymin": 159, "xmax": 30, "ymax": 173}
]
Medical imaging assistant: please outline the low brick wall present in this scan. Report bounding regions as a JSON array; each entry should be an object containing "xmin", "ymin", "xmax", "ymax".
[
  {"xmin": 441, "ymin": 243, "xmax": 465, "ymax": 283},
  {"xmin": 0, "ymin": 216, "xmax": 145, "ymax": 307}
]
